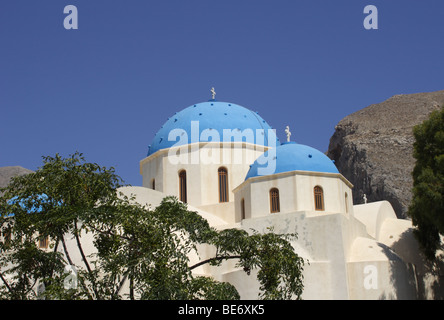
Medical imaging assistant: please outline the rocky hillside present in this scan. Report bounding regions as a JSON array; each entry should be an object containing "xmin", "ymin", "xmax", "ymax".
[
  {"xmin": 0, "ymin": 166, "xmax": 34, "ymax": 191},
  {"xmin": 327, "ymin": 90, "xmax": 444, "ymax": 218}
]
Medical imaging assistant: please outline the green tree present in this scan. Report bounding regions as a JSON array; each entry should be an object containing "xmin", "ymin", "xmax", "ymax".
[
  {"xmin": 0, "ymin": 152, "xmax": 305, "ymax": 300},
  {"xmin": 408, "ymin": 107, "xmax": 444, "ymax": 261}
]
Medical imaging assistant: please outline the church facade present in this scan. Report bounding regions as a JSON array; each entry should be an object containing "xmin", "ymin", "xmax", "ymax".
[
  {"xmin": 7, "ymin": 95, "xmax": 436, "ymax": 299},
  {"xmin": 126, "ymin": 96, "xmax": 426, "ymax": 299}
]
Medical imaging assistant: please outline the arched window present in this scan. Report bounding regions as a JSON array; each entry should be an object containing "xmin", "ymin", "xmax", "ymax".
[
  {"xmin": 39, "ymin": 236, "xmax": 49, "ymax": 249},
  {"xmin": 314, "ymin": 186, "xmax": 324, "ymax": 211},
  {"xmin": 240, "ymin": 198, "xmax": 246, "ymax": 220},
  {"xmin": 179, "ymin": 170, "xmax": 187, "ymax": 203},
  {"xmin": 218, "ymin": 167, "xmax": 228, "ymax": 203},
  {"xmin": 1, "ymin": 230, "xmax": 11, "ymax": 249},
  {"xmin": 151, "ymin": 178, "xmax": 155, "ymax": 190},
  {"xmin": 269, "ymin": 188, "xmax": 280, "ymax": 213},
  {"xmin": 345, "ymin": 192, "xmax": 349, "ymax": 213}
]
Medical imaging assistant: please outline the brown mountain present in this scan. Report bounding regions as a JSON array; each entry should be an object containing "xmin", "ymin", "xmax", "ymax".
[
  {"xmin": 327, "ymin": 90, "xmax": 444, "ymax": 218},
  {"xmin": 0, "ymin": 166, "xmax": 34, "ymax": 191}
]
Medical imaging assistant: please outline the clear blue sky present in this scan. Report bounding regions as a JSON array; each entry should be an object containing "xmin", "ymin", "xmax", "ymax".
[{"xmin": 1, "ymin": 1, "xmax": 443, "ymax": 186}]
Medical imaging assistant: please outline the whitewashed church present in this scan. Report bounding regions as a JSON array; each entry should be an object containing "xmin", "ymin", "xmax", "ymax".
[{"xmin": 62, "ymin": 92, "xmax": 440, "ymax": 299}]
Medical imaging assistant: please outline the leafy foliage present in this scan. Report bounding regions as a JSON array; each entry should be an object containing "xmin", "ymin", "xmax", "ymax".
[
  {"xmin": 408, "ymin": 107, "xmax": 444, "ymax": 260},
  {"xmin": 0, "ymin": 152, "xmax": 305, "ymax": 299}
]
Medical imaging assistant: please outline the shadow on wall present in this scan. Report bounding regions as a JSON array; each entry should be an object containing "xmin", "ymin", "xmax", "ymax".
[
  {"xmin": 376, "ymin": 242, "xmax": 417, "ymax": 299},
  {"xmin": 388, "ymin": 229, "xmax": 444, "ymax": 300}
]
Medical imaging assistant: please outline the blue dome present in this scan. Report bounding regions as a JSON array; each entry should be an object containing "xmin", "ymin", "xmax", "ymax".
[
  {"xmin": 245, "ymin": 141, "xmax": 339, "ymax": 180},
  {"xmin": 7, "ymin": 194, "xmax": 49, "ymax": 216},
  {"xmin": 147, "ymin": 101, "xmax": 280, "ymax": 156}
]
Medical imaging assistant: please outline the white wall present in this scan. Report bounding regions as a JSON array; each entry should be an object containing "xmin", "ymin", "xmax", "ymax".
[
  {"xmin": 353, "ymin": 201, "xmax": 397, "ymax": 240},
  {"xmin": 139, "ymin": 146, "xmax": 427, "ymax": 300},
  {"xmin": 233, "ymin": 171, "xmax": 354, "ymax": 222},
  {"xmin": 347, "ymin": 236, "xmax": 418, "ymax": 299},
  {"xmin": 140, "ymin": 142, "xmax": 266, "ymax": 222}
]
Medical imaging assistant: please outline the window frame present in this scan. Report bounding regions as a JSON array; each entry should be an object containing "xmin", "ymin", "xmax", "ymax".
[
  {"xmin": 314, "ymin": 186, "xmax": 325, "ymax": 211},
  {"xmin": 218, "ymin": 167, "xmax": 229, "ymax": 203},
  {"xmin": 39, "ymin": 236, "xmax": 49, "ymax": 249},
  {"xmin": 240, "ymin": 198, "xmax": 246, "ymax": 220},
  {"xmin": 179, "ymin": 170, "xmax": 187, "ymax": 203},
  {"xmin": 269, "ymin": 188, "xmax": 280, "ymax": 213}
]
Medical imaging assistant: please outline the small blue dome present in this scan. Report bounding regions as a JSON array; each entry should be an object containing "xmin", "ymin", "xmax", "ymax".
[
  {"xmin": 245, "ymin": 141, "xmax": 339, "ymax": 180},
  {"xmin": 7, "ymin": 194, "xmax": 49, "ymax": 216},
  {"xmin": 147, "ymin": 101, "xmax": 280, "ymax": 156}
]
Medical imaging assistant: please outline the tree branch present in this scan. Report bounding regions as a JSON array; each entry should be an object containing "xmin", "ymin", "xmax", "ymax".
[
  {"xmin": 189, "ymin": 255, "xmax": 241, "ymax": 271},
  {"xmin": 113, "ymin": 269, "xmax": 130, "ymax": 298},
  {"xmin": 74, "ymin": 221, "xmax": 92, "ymax": 274},
  {"xmin": 74, "ymin": 219, "xmax": 101, "ymax": 300},
  {"xmin": 0, "ymin": 270, "xmax": 12, "ymax": 293},
  {"xmin": 60, "ymin": 235, "xmax": 73, "ymax": 266},
  {"xmin": 60, "ymin": 232, "xmax": 94, "ymax": 300}
]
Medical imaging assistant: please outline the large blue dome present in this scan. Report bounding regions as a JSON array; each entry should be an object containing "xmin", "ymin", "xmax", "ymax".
[
  {"xmin": 147, "ymin": 101, "xmax": 280, "ymax": 156},
  {"xmin": 245, "ymin": 141, "xmax": 339, "ymax": 180}
]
